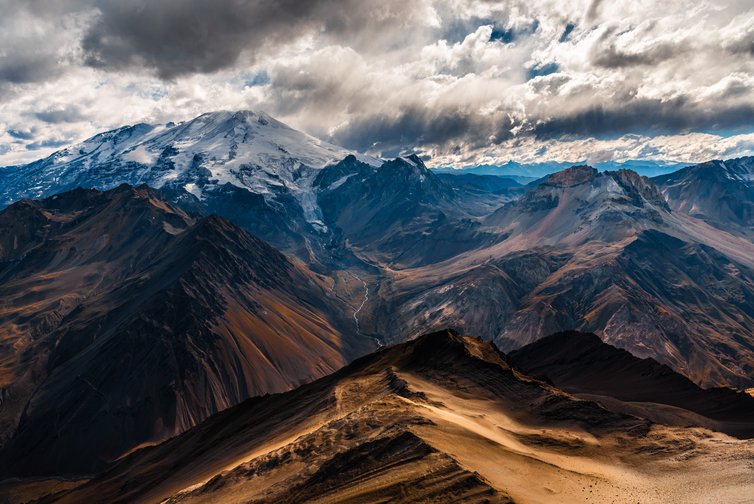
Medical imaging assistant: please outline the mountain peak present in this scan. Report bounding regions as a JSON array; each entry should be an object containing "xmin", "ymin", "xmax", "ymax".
[
  {"xmin": 487, "ymin": 165, "xmax": 672, "ymax": 242},
  {"xmin": 543, "ymin": 165, "xmax": 597, "ymax": 187},
  {"xmin": 606, "ymin": 169, "xmax": 670, "ymax": 210},
  {"xmin": 193, "ymin": 109, "xmax": 281, "ymax": 129},
  {"xmin": 651, "ymin": 156, "xmax": 754, "ymax": 230},
  {"xmin": 534, "ymin": 166, "xmax": 667, "ymax": 211},
  {"xmin": 368, "ymin": 329, "xmax": 511, "ymax": 373},
  {"xmin": 404, "ymin": 153, "xmax": 427, "ymax": 168},
  {"xmin": 384, "ymin": 155, "xmax": 430, "ymax": 174},
  {"xmin": 374, "ymin": 157, "xmax": 455, "ymax": 203},
  {"xmin": 0, "ymin": 110, "xmax": 379, "ymax": 236}
]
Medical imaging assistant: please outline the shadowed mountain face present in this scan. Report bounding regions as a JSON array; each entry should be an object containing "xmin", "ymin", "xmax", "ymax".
[
  {"xmin": 37, "ymin": 331, "xmax": 754, "ymax": 504},
  {"xmin": 314, "ymin": 155, "xmax": 505, "ymax": 268},
  {"xmin": 652, "ymin": 156, "xmax": 754, "ymax": 236},
  {"xmin": 509, "ymin": 331, "xmax": 754, "ymax": 439},
  {"xmin": 0, "ymin": 185, "xmax": 371, "ymax": 477}
]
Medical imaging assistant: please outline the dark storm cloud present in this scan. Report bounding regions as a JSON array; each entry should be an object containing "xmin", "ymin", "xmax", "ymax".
[
  {"xmin": 533, "ymin": 98, "xmax": 754, "ymax": 139},
  {"xmin": 0, "ymin": 54, "xmax": 63, "ymax": 84},
  {"xmin": 32, "ymin": 106, "xmax": 86, "ymax": 124},
  {"xmin": 332, "ymin": 106, "xmax": 518, "ymax": 154},
  {"xmin": 0, "ymin": 0, "xmax": 90, "ymax": 84},
  {"xmin": 80, "ymin": 0, "xmax": 422, "ymax": 79}
]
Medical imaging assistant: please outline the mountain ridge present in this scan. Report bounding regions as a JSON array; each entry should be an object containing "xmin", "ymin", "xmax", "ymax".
[
  {"xmin": 374, "ymin": 163, "xmax": 754, "ymax": 389},
  {"xmin": 34, "ymin": 330, "xmax": 754, "ymax": 504},
  {"xmin": 0, "ymin": 110, "xmax": 381, "ymax": 263},
  {"xmin": 2, "ymin": 111, "xmax": 753, "ymax": 391},
  {"xmin": 509, "ymin": 331, "xmax": 754, "ymax": 438},
  {"xmin": 0, "ymin": 184, "xmax": 372, "ymax": 477},
  {"xmin": 652, "ymin": 156, "xmax": 754, "ymax": 236}
]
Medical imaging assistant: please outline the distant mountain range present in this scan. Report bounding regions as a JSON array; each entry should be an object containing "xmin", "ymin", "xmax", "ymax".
[
  {"xmin": 1, "ymin": 111, "xmax": 752, "ymax": 391},
  {"xmin": 1, "ymin": 110, "xmax": 753, "ymax": 500},
  {"xmin": 434, "ymin": 159, "xmax": 688, "ymax": 179},
  {"xmin": 376, "ymin": 165, "xmax": 754, "ymax": 389}
]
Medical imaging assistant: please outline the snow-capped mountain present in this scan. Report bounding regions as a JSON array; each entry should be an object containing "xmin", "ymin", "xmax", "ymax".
[{"xmin": 0, "ymin": 110, "xmax": 380, "ymax": 231}]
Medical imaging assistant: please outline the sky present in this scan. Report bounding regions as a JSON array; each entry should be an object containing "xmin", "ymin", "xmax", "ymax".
[{"xmin": 1, "ymin": 0, "xmax": 754, "ymax": 167}]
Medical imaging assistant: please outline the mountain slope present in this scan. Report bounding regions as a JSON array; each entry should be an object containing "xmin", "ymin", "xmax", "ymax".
[
  {"xmin": 652, "ymin": 156, "xmax": 754, "ymax": 235},
  {"xmin": 0, "ymin": 111, "xmax": 377, "ymax": 210},
  {"xmin": 38, "ymin": 330, "xmax": 754, "ymax": 504},
  {"xmin": 0, "ymin": 111, "xmax": 380, "ymax": 263},
  {"xmin": 509, "ymin": 331, "xmax": 754, "ymax": 438},
  {"xmin": 316, "ymin": 155, "xmax": 497, "ymax": 267},
  {"xmin": 374, "ymin": 166, "xmax": 754, "ymax": 389},
  {"xmin": 485, "ymin": 165, "xmax": 670, "ymax": 244},
  {"xmin": 3, "ymin": 113, "xmax": 753, "ymax": 391},
  {"xmin": 0, "ymin": 185, "xmax": 371, "ymax": 477},
  {"xmin": 435, "ymin": 172, "xmax": 524, "ymax": 215}
]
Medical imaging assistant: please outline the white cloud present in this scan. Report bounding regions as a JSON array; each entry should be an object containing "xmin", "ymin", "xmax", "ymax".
[{"xmin": 0, "ymin": 0, "xmax": 753, "ymax": 167}]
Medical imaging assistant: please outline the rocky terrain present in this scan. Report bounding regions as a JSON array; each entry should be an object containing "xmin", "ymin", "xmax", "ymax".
[
  {"xmin": 1, "ymin": 113, "xmax": 752, "ymax": 389},
  {"xmin": 0, "ymin": 111, "xmax": 753, "ymax": 502},
  {"xmin": 0, "ymin": 185, "xmax": 372, "ymax": 477},
  {"xmin": 510, "ymin": 331, "xmax": 754, "ymax": 438},
  {"xmin": 315, "ymin": 154, "xmax": 503, "ymax": 268},
  {"xmin": 652, "ymin": 156, "xmax": 754, "ymax": 237},
  {"xmin": 371, "ymin": 165, "xmax": 754, "ymax": 389},
  {"xmin": 1, "ymin": 113, "xmax": 752, "ymax": 390},
  {"xmin": 27, "ymin": 330, "xmax": 754, "ymax": 504}
]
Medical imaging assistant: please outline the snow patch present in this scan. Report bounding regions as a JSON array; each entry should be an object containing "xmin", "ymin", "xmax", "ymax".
[
  {"xmin": 184, "ymin": 183, "xmax": 202, "ymax": 199},
  {"xmin": 123, "ymin": 145, "xmax": 157, "ymax": 165},
  {"xmin": 328, "ymin": 173, "xmax": 357, "ymax": 190}
]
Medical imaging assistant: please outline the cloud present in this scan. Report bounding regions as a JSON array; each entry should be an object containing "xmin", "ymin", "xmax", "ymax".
[
  {"xmin": 0, "ymin": 0, "xmax": 753, "ymax": 168},
  {"xmin": 0, "ymin": 53, "xmax": 63, "ymax": 84},
  {"xmin": 33, "ymin": 105, "xmax": 86, "ymax": 124},
  {"xmin": 330, "ymin": 105, "xmax": 518, "ymax": 157},
  {"xmin": 590, "ymin": 25, "xmax": 684, "ymax": 68},
  {"xmin": 80, "ymin": 0, "xmax": 436, "ymax": 79},
  {"xmin": 25, "ymin": 138, "xmax": 70, "ymax": 151},
  {"xmin": 585, "ymin": 0, "xmax": 603, "ymax": 22},
  {"xmin": 0, "ymin": 3, "xmax": 89, "ymax": 84},
  {"xmin": 533, "ymin": 98, "xmax": 754, "ymax": 139},
  {"xmin": 7, "ymin": 128, "xmax": 36, "ymax": 140}
]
